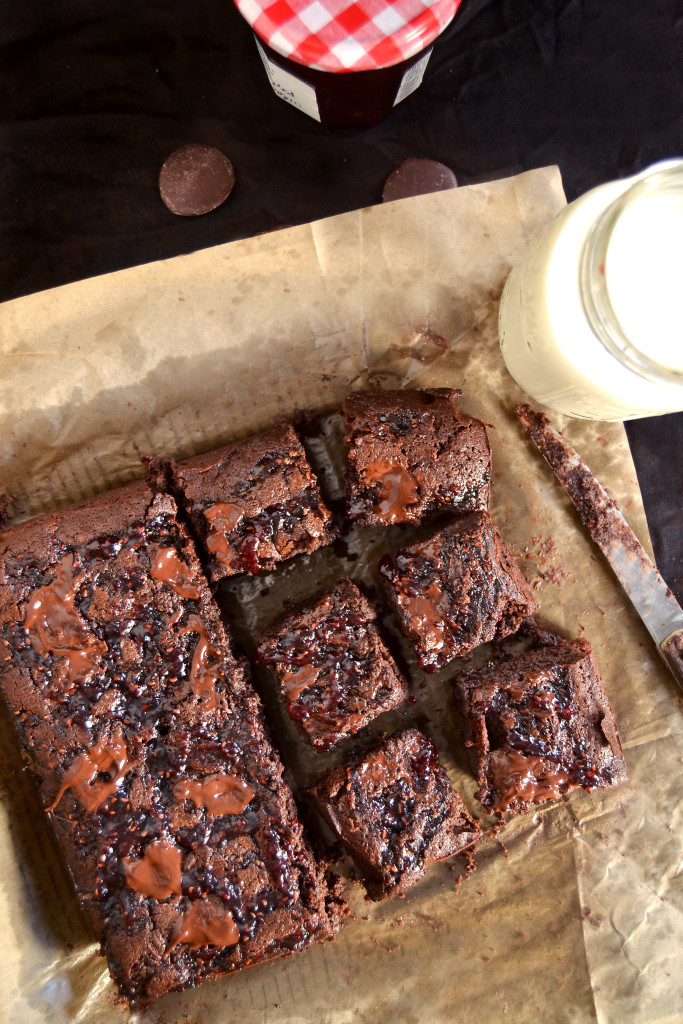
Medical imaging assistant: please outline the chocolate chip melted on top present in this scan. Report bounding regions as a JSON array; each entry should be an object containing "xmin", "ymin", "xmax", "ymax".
[
  {"xmin": 47, "ymin": 733, "xmax": 135, "ymax": 812},
  {"xmin": 23, "ymin": 552, "xmax": 105, "ymax": 688},
  {"xmin": 122, "ymin": 838, "xmax": 183, "ymax": 899},
  {"xmin": 150, "ymin": 547, "xmax": 201, "ymax": 600},
  {"xmin": 169, "ymin": 899, "xmax": 239, "ymax": 950},
  {"xmin": 360, "ymin": 460, "xmax": 420, "ymax": 523},
  {"xmin": 487, "ymin": 749, "xmax": 575, "ymax": 813},
  {"xmin": 173, "ymin": 773, "xmax": 255, "ymax": 816}
]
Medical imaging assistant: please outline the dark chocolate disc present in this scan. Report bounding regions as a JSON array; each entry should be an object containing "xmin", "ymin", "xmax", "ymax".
[
  {"xmin": 159, "ymin": 144, "xmax": 235, "ymax": 216},
  {"xmin": 382, "ymin": 158, "xmax": 459, "ymax": 203}
]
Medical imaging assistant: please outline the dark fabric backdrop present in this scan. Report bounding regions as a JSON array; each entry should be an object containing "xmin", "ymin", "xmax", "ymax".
[{"xmin": 1, "ymin": 0, "xmax": 681, "ymax": 598}]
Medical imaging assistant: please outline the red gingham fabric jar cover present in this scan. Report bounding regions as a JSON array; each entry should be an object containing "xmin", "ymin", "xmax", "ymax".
[{"xmin": 233, "ymin": 0, "xmax": 461, "ymax": 73}]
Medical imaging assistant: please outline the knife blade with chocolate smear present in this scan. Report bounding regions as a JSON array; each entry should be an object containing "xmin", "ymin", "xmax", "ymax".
[{"xmin": 516, "ymin": 404, "xmax": 683, "ymax": 691}]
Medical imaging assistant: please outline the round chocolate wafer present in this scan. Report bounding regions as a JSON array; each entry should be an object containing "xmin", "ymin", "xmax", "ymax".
[
  {"xmin": 382, "ymin": 158, "xmax": 458, "ymax": 202},
  {"xmin": 159, "ymin": 143, "xmax": 235, "ymax": 216}
]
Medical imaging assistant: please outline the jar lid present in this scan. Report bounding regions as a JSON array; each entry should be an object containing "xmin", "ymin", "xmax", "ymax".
[{"xmin": 234, "ymin": 0, "xmax": 460, "ymax": 73}]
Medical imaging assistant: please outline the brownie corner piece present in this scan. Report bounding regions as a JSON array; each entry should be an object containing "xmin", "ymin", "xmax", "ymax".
[
  {"xmin": 256, "ymin": 577, "xmax": 408, "ymax": 751},
  {"xmin": 379, "ymin": 511, "xmax": 538, "ymax": 671},
  {"xmin": 170, "ymin": 422, "xmax": 335, "ymax": 580},
  {"xmin": 309, "ymin": 728, "xmax": 479, "ymax": 900},
  {"xmin": 453, "ymin": 636, "xmax": 628, "ymax": 816},
  {"xmin": 342, "ymin": 388, "xmax": 491, "ymax": 526}
]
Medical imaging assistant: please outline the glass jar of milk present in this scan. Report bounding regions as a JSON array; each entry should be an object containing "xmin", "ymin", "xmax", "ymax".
[{"xmin": 498, "ymin": 159, "xmax": 683, "ymax": 420}]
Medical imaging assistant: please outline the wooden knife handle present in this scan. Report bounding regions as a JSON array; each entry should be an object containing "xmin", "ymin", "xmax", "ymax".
[{"xmin": 660, "ymin": 629, "xmax": 683, "ymax": 692}]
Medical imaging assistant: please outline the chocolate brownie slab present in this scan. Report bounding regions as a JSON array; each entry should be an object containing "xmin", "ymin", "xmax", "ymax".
[
  {"xmin": 256, "ymin": 577, "xmax": 408, "ymax": 751},
  {"xmin": 379, "ymin": 512, "xmax": 537, "ymax": 671},
  {"xmin": 166, "ymin": 423, "xmax": 334, "ymax": 581},
  {"xmin": 453, "ymin": 638, "xmax": 628, "ymax": 815},
  {"xmin": 309, "ymin": 728, "xmax": 479, "ymax": 900},
  {"xmin": 342, "ymin": 389, "xmax": 491, "ymax": 526},
  {"xmin": 0, "ymin": 483, "xmax": 345, "ymax": 1001}
]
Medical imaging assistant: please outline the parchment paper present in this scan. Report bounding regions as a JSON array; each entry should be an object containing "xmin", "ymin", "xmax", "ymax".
[{"xmin": 0, "ymin": 168, "xmax": 681, "ymax": 1024}]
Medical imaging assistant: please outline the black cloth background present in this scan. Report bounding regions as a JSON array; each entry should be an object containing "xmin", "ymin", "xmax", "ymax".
[{"xmin": 1, "ymin": 0, "xmax": 682, "ymax": 599}]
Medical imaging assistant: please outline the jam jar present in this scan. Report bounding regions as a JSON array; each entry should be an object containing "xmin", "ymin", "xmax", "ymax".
[{"xmin": 232, "ymin": 0, "xmax": 461, "ymax": 129}]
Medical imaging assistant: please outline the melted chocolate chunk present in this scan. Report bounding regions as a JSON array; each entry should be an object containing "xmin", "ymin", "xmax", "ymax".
[
  {"xmin": 24, "ymin": 552, "xmax": 105, "ymax": 688},
  {"xmin": 122, "ymin": 839, "xmax": 183, "ymax": 899},
  {"xmin": 173, "ymin": 773, "xmax": 255, "ymax": 816},
  {"xmin": 343, "ymin": 389, "xmax": 491, "ymax": 527},
  {"xmin": 150, "ymin": 547, "xmax": 200, "ymax": 600},
  {"xmin": 180, "ymin": 613, "xmax": 222, "ymax": 711},
  {"xmin": 309, "ymin": 728, "xmax": 479, "ymax": 900},
  {"xmin": 159, "ymin": 143, "xmax": 235, "ymax": 217},
  {"xmin": 486, "ymin": 749, "xmax": 574, "ymax": 813},
  {"xmin": 169, "ymin": 899, "xmax": 239, "ymax": 950},
  {"xmin": 359, "ymin": 460, "xmax": 420, "ymax": 524},
  {"xmin": 453, "ymin": 636, "xmax": 628, "ymax": 815},
  {"xmin": 256, "ymin": 577, "xmax": 408, "ymax": 751},
  {"xmin": 46, "ymin": 733, "xmax": 135, "ymax": 812}
]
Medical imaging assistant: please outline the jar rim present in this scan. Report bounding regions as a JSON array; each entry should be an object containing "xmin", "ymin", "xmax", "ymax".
[
  {"xmin": 233, "ymin": 0, "xmax": 460, "ymax": 73},
  {"xmin": 579, "ymin": 159, "xmax": 683, "ymax": 388}
]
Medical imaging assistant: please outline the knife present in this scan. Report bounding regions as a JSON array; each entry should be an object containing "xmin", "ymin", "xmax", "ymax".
[{"xmin": 516, "ymin": 403, "xmax": 683, "ymax": 691}]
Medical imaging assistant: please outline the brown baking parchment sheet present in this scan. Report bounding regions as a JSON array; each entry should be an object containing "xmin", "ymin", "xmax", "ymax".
[{"xmin": 0, "ymin": 167, "xmax": 681, "ymax": 1024}]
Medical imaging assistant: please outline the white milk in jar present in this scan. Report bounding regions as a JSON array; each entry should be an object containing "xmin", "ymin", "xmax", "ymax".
[{"xmin": 498, "ymin": 159, "xmax": 683, "ymax": 420}]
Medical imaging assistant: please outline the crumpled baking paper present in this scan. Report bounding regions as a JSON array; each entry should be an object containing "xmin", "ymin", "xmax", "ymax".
[{"xmin": 0, "ymin": 167, "xmax": 680, "ymax": 1024}]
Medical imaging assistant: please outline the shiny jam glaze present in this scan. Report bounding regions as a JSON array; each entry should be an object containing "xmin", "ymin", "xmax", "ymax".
[
  {"xmin": 379, "ymin": 515, "xmax": 535, "ymax": 671},
  {"xmin": 345, "ymin": 394, "xmax": 491, "ymax": 524},
  {"xmin": 316, "ymin": 729, "xmax": 476, "ymax": 894},
  {"xmin": 260, "ymin": 606, "xmax": 374, "ymax": 746},
  {"xmin": 179, "ymin": 434, "xmax": 334, "ymax": 580},
  {"xmin": 379, "ymin": 544, "xmax": 458, "ymax": 667}
]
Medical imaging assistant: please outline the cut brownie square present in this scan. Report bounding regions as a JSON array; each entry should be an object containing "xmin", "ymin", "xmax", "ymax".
[
  {"xmin": 379, "ymin": 511, "xmax": 537, "ymax": 671},
  {"xmin": 342, "ymin": 389, "xmax": 491, "ymax": 526},
  {"xmin": 309, "ymin": 727, "xmax": 479, "ymax": 900},
  {"xmin": 453, "ymin": 637, "xmax": 628, "ymax": 815},
  {"xmin": 166, "ymin": 423, "xmax": 335, "ymax": 581},
  {"xmin": 0, "ymin": 482, "xmax": 345, "ymax": 1002},
  {"xmin": 256, "ymin": 577, "xmax": 408, "ymax": 751}
]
